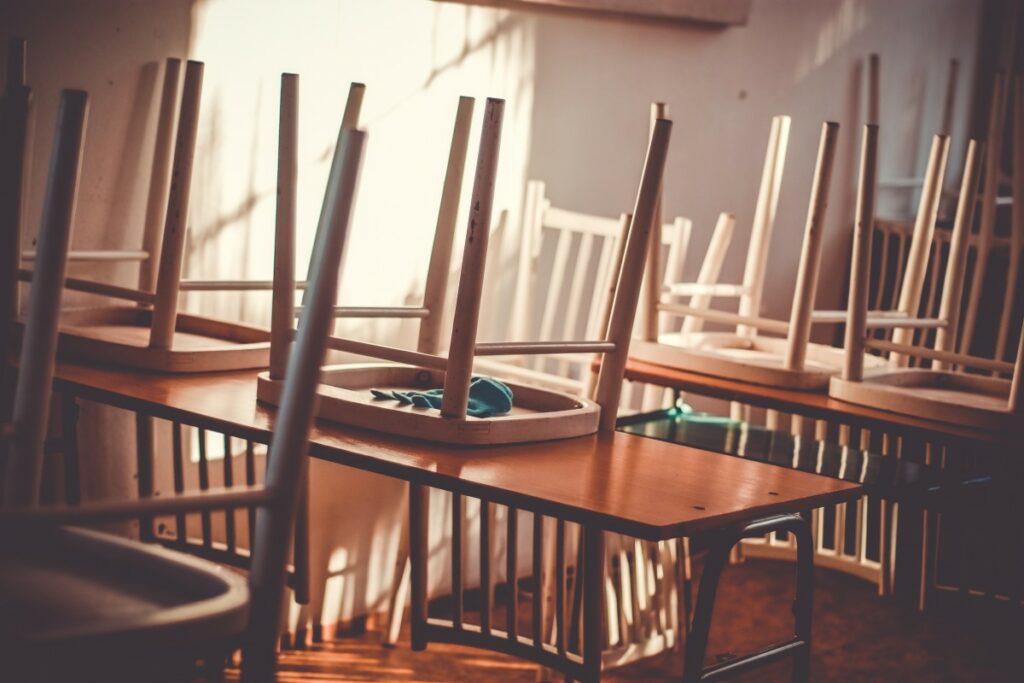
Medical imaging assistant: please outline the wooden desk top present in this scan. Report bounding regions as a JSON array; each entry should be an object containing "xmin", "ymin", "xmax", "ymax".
[
  {"xmin": 623, "ymin": 359, "xmax": 1022, "ymax": 448},
  {"xmin": 52, "ymin": 363, "xmax": 860, "ymax": 541}
]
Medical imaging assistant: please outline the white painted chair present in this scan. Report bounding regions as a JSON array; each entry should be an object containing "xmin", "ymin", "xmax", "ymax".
[
  {"xmin": 831, "ymin": 133, "xmax": 1024, "ymax": 431},
  {"xmin": 0, "ymin": 85, "xmax": 365, "ymax": 682},
  {"xmin": 477, "ymin": 180, "xmax": 689, "ymax": 410}
]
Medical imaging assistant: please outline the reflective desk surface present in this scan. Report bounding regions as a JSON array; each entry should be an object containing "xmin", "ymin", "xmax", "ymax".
[{"xmin": 619, "ymin": 408, "xmax": 992, "ymax": 505}]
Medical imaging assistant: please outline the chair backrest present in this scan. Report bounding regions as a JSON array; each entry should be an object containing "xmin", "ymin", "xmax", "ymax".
[
  {"xmin": 503, "ymin": 180, "xmax": 691, "ymax": 413},
  {"xmin": 2, "ymin": 89, "xmax": 88, "ymax": 509},
  {"xmin": 678, "ymin": 211, "xmax": 735, "ymax": 337},
  {"xmin": 507, "ymin": 180, "xmax": 633, "ymax": 381}
]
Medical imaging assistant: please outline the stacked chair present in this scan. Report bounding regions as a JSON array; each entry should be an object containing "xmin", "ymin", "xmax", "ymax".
[
  {"xmin": 629, "ymin": 116, "xmax": 924, "ymax": 390},
  {"xmin": 0, "ymin": 79, "xmax": 365, "ymax": 681},
  {"xmin": 259, "ymin": 97, "xmax": 659, "ymax": 443},
  {"xmin": 831, "ymin": 135, "xmax": 1024, "ymax": 430},
  {"xmin": 11, "ymin": 57, "xmax": 313, "ymax": 373}
]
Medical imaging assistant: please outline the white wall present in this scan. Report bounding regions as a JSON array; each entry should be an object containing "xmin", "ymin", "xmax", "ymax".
[
  {"xmin": 525, "ymin": 0, "xmax": 980, "ymax": 323},
  {"xmin": 3, "ymin": 0, "xmax": 981, "ymax": 632}
]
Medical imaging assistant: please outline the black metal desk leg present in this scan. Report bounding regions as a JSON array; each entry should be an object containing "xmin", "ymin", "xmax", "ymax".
[
  {"xmin": 60, "ymin": 392, "xmax": 80, "ymax": 505},
  {"xmin": 582, "ymin": 525, "xmax": 605, "ymax": 682},
  {"xmin": 135, "ymin": 412, "xmax": 155, "ymax": 542},
  {"xmin": 682, "ymin": 534, "xmax": 731, "ymax": 682},
  {"xmin": 682, "ymin": 513, "xmax": 814, "ymax": 683},
  {"xmin": 409, "ymin": 483, "xmax": 429, "ymax": 651}
]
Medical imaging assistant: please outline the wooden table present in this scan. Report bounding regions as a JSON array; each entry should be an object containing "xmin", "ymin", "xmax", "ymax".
[
  {"xmin": 623, "ymin": 359, "xmax": 1022, "ymax": 448},
  {"xmin": 51, "ymin": 362, "xmax": 860, "ymax": 681}
]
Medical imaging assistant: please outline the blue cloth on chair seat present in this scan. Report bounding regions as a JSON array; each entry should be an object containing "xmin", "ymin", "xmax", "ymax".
[{"xmin": 370, "ymin": 376, "xmax": 514, "ymax": 418}]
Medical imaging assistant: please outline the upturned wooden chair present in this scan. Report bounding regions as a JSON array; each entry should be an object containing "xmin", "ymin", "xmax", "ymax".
[
  {"xmin": 631, "ymin": 116, "xmax": 961, "ymax": 392},
  {"xmin": 259, "ymin": 98, "xmax": 668, "ymax": 444},
  {"xmin": 265, "ymin": 92, "xmax": 475, "ymax": 386},
  {"xmin": 831, "ymin": 131, "xmax": 1024, "ymax": 431},
  {"xmin": 8, "ymin": 57, "xmax": 369, "ymax": 373},
  {"xmin": 0, "ymin": 85, "xmax": 366, "ymax": 682}
]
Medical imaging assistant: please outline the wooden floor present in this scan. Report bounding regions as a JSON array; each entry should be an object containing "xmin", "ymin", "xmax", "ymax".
[{"xmin": 224, "ymin": 558, "xmax": 1021, "ymax": 682}]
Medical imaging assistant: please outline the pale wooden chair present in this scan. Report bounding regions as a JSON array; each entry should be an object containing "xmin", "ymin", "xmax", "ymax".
[
  {"xmin": 259, "ymin": 98, "xmax": 667, "ymax": 444},
  {"xmin": 630, "ymin": 118, "xmax": 957, "ymax": 392},
  {"xmin": 10, "ymin": 61, "xmax": 369, "ymax": 373},
  {"xmin": 267, "ymin": 93, "xmax": 474, "ymax": 386},
  {"xmin": 831, "ymin": 134, "xmax": 1024, "ymax": 431},
  {"xmin": 0, "ymin": 86, "xmax": 366, "ymax": 682}
]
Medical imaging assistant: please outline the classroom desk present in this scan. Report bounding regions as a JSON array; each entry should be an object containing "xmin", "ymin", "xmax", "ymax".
[
  {"xmin": 622, "ymin": 359, "xmax": 1022, "ymax": 448},
  {"xmin": 51, "ymin": 362, "xmax": 860, "ymax": 682}
]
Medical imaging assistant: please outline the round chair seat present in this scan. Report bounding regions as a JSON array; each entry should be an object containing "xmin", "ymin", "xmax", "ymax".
[{"xmin": 0, "ymin": 525, "xmax": 249, "ymax": 679}]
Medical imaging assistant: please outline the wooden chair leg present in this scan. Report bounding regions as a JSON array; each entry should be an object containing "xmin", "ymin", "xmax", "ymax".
[
  {"xmin": 677, "ymin": 537, "xmax": 693, "ymax": 643},
  {"xmin": 682, "ymin": 513, "xmax": 813, "ymax": 683},
  {"xmin": 135, "ymin": 413, "xmax": 155, "ymax": 542}
]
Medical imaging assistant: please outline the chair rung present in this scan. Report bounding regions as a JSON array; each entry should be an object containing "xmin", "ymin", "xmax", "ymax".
[{"xmin": 700, "ymin": 638, "xmax": 807, "ymax": 681}]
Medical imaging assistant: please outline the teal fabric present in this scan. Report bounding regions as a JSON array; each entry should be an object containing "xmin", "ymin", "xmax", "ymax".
[
  {"xmin": 673, "ymin": 402, "xmax": 740, "ymax": 426},
  {"xmin": 371, "ymin": 376, "xmax": 514, "ymax": 418}
]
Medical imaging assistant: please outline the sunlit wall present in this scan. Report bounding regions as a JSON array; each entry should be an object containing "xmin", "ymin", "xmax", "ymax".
[{"xmin": 185, "ymin": 0, "xmax": 537, "ymax": 631}]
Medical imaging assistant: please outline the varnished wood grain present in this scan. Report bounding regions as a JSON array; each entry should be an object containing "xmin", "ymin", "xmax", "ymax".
[{"xmin": 51, "ymin": 363, "xmax": 859, "ymax": 540}]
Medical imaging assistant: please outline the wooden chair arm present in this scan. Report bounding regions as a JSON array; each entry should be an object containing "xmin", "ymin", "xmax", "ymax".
[{"xmin": 0, "ymin": 484, "xmax": 275, "ymax": 528}]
